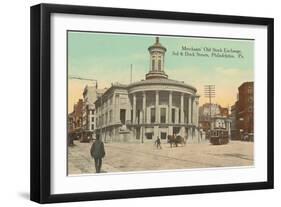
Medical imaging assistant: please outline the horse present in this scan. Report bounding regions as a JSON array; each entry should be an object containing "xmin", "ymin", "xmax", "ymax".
[
  {"xmin": 175, "ymin": 135, "xmax": 186, "ymax": 147},
  {"xmin": 167, "ymin": 135, "xmax": 186, "ymax": 147}
]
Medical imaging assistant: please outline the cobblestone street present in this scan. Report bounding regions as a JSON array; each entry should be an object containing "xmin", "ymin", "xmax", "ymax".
[{"xmin": 68, "ymin": 140, "xmax": 254, "ymax": 175}]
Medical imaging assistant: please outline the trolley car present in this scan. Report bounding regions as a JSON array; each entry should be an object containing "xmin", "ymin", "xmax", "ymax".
[{"xmin": 209, "ymin": 117, "xmax": 231, "ymax": 145}]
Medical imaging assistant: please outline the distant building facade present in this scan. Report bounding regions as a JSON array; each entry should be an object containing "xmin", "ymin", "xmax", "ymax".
[
  {"xmin": 199, "ymin": 103, "xmax": 229, "ymax": 131},
  {"xmin": 81, "ymin": 86, "xmax": 96, "ymax": 142},
  {"xmin": 229, "ymin": 102, "xmax": 239, "ymax": 140},
  {"xmin": 229, "ymin": 81, "xmax": 254, "ymax": 140},
  {"xmin": 94, "ymin": 37, "xmax": 201, "ymax": 143},
  {"xmin": 68, "ymin": 99, "xmax": 84, "ymax": 141},
  {"xmin": 81, "ymin": 86, "xmax": 106, "ymax": 142},
  {"xmin": 237, "ymin": 82, "xmax": 254, "ymax": 140},
  {"xmin": 68, "ymin": 86, "xmax": 106, "ymax": 143}
]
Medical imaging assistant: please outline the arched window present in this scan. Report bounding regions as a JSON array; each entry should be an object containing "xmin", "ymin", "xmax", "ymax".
[
  {"xmin": 158, "ymin": 59, "xmax": 161, "ymax": 71},
  {"xmin": 152, "ymin": 59, "xmax": 155, "ymax": 70}
]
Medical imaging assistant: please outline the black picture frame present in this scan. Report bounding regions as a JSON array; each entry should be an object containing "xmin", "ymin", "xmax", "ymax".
[{"xmin": 30, "ymin": 3, "xmax": 274, "ymax": 204}]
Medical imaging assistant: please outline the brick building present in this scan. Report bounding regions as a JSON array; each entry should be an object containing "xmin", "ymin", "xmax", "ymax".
[
  {"xmin": 68, "ymin": 99, "xmax": 84, "ymax": 143},
  {"xmin": 236, "ymin": 82, "xmax": 254, "ymax": 140},
  {"xmin": 229, "ymin": 101, "xmax": 239, "ymax": 140}
]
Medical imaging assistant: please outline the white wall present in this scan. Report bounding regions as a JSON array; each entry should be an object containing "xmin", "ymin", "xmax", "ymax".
[{"xmin": 0, "ymin": 0, "xmax": 279, "ymax": 206}]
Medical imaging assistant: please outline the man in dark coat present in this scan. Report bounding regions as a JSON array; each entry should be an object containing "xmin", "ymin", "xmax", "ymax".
[
  {"xmin": 156, "ymin": 136, "xmax": 162, "ymax": 149},
  {"xmin": 90, "ymin": 134, "xmax": 105, "ymax": 173}
]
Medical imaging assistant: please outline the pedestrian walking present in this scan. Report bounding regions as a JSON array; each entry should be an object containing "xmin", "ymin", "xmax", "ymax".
[
  {"xmin": 156, "ymin": 136, "xmax": 162, "ymax": 149},
  {"xmin": 90, "ymin": 134, "xmax": 105, "ymax": 173}
]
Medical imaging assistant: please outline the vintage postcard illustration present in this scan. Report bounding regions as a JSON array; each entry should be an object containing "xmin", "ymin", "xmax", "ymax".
[{"xmin": 67, "ymin": 32, "xmax": 254, "ymax": 175}]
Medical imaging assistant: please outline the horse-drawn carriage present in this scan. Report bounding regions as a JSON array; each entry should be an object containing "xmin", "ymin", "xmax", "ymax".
[{"xmin": 167, "ymin": 135, "xmax": 186, "ymax": 147}]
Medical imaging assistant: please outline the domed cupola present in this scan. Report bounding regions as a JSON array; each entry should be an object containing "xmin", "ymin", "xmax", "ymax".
[{"xmin": 145, "ymin": 37, "xmax": 168, "ymax": 79}]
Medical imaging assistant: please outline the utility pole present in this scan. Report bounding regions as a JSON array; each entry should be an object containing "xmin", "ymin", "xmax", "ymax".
[{"xmin": 204, "ymin": 85, "xmax": 216, "ymax": 131}]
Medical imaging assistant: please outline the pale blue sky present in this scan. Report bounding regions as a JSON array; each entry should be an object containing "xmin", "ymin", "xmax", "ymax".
[{"xmin": 68, "ymin": 31, "xmax": 254, "ymax": 111}]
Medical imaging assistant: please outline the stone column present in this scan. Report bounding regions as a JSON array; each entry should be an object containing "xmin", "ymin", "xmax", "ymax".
[
  {"xmin": 168, "ymin": 91, "xmax": 172, "ymax": 123},
  {"xmin": 191, "ymin": 96, "xmax": 192, "ymax": 124},
  {"xmin": 147, "ymin": 109, "xmax": 150, "ymax": 124},
  {"xmin": 175, "ymin": 108, "xmax": 179, "ymax": 124},
  {"xmin": 188, "ymin": 95, "xmax": 192, "ymax": 124},
  {"xmin": 155, "ymin": 90, "xmax": 159, "ymax": 123},
  {"xmin": 192, "ymin": 97, "xmax": 199, "ymax": 142},
  {"xmin": 133, "ymin": 93, "xmax": 136, "ymax": 124},
  {"xmin": 180, "ymin": 93, "xmax": 184, "ymax": 123},
  {"xmin": 126, "ymin": 107, "xmax": 130, "ymax": 123},
  {"xmin": 139, "ymin": 110, "xmax": 143, "ymax": 125},
  {"xmin": 141, "ymin": 126, "xmax": 144, "ymax": 143},
  {"xmin": 195, "ymin": 97, "xmax": 199, "ymax": 127},
  {"xmin": 115, "ymin": 94, "xmax": 120, "ymax": 123},
  {"xmin": 142, "ymin": 91, "xmax": 146, "ymax": 124},
  {"xmin": 166, "ymin": 106, "xmax": 169, "ymax": 123},
  {"xmin": 193, "ymin": 97, "xmax": 197, "ymax": 125},
  {"xmin": 191, "ymin": 96, "xmax": 192, "ymax": 143}
]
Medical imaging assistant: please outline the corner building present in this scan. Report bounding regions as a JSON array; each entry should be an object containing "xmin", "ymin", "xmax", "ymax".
[{"xmin": 95, "ymin": 37, "xmax": 201, "ymax": 143}]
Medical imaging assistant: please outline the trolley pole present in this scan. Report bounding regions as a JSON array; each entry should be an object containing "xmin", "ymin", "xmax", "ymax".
[{"xmin": 204, "ymin": 85, "xmax": 216, "ymax": 131}]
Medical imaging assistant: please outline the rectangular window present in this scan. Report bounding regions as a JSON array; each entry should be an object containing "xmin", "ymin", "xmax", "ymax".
[
  {"xmin": 161, "ymin": 132, "xmax": 167, "ymax": 139},
  {"xmin": 146, "ymin": 133, "xmax": 153, "ymax": 139},
  {"xmin": 92, "ymin": 117, "xmax": 94, "ymax": 122},
  {"xmin": 120, "ymin": 109, "xmax": 126, "ymax": 124},
  {"xmin": 248, "ymin": 96, "xmax": 253, "ymax": 103},
  {"xmin": 160, "ymin": 108, "xmax": 166, "ymax": 123},
  {"xmin": 158, "ymin": 59, "xmax": 161, "ymax": 71},
  {"xmin": 151, "ymin": 108, "xmax": 156, "ymax": 123},
  {"xmin": 91, "ymin": 124, "xmax": 94, "ymax": 130},
  {"xmin": 136, "ymin": 128, "xmax": 140, "ymax": 139},
  {"xmin": 152, "ymin": 59, "xmax": 155, "ymax": 70},
  {"xmin": 109, "ymin": 110, "xmax": 112, "ymax": 123},
  {"xmin": 172, "ymin": 108, "xmax": 175, "ymax": 123},
  {"xmin": 248, "ymin": 87, "xmax": 253, "ymax": 94}
]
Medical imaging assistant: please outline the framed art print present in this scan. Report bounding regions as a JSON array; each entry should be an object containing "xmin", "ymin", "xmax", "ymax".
[{"xmin": 30, "ymin": 3, "xmax": 274, "ymax": 203}]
